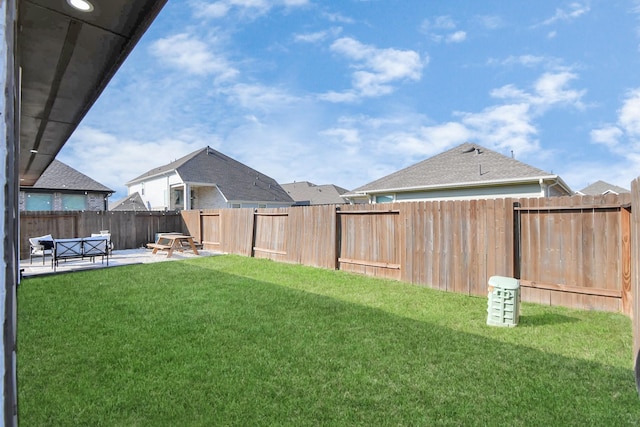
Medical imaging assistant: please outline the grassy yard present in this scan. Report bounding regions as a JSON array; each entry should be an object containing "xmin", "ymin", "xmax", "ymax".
[{"xmin": 17, "ymin": 255, "xmax": 640, "ymax": 426}]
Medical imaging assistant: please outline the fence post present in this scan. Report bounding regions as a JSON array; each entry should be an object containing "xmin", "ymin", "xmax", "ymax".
[
  {"xmin": 335, "ymin": 206, "xmax": 341, "ymax": 270},
  {"xmin": 621, "ymin": 206, "xmax": 632, "ymax": 316},
  {"xmin": 251, "ymin": 208, "xmax": 257, "ymax": 258},
  {"xmin": 513, "ymin": 202, "xmax": 521, "ymax": 279}
]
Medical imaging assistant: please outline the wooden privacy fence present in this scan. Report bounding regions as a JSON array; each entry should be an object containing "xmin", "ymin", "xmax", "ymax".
[
  {"xmin": 630, "ymin": 178, "xmax": 640, "ymax": 382},
  {"xmin": 182, "ymin": 193, "xmax": 632, "ymax": 314},
  {"xmin": 20, "ymin": 210, "xmax": 187, "ymax": 259},
  {"xmin": 515, "ymin": 195, "xmax": 631, "ymax": 314}
]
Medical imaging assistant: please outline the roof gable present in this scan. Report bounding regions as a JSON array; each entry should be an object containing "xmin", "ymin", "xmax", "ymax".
[
  {"xmin": 281, "ymin": 181, "xmax": 350, "ymax": 205},
  {"xmin": 578, "ymin": 180, "xmax": 630, "ymax": 196},
  {"xmin": 129, "ymin": 147, "xmax": 293, "ymax": 203},
  {"xmin": 127, "ymin": 148, "xmax": 203, "ymax": 183},
  {"xmin": 353, "ymin": 142, "xmax": 562, "ymax": 193},
  {"xmin": 110, "ymin": 192, "xmax": 149, "ymax": 211},
  {"xmin": 26, "ymin": 159, "xmax": 113, "ymax": 193}
]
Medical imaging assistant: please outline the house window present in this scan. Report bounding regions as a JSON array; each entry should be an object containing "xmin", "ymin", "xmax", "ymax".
[
  {"xmin": 62, "ymin": 194, "xmax": 87, "ymax": 211},
  {"xmin": 171, "ymin": 187, "xmax": 184, "ymax": 210},
  {"xmin": 231, "ymin": 203, "xmax": 241, "ymax": 208},
  {"xmin": 375, "ymin": 195, "xmax": 394, "ymax": 204},
  {"xmin": 25, "ymin": 193, "xmax": 52, "ymax": 211}
]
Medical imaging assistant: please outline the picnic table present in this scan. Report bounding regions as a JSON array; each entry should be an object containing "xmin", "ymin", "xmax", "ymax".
[{"xmin": 147, "ymin": 234, "xmax": 199, "ymax": 258}]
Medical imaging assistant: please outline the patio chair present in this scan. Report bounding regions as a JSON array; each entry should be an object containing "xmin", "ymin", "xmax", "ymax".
[
  {"xmin": 91, "ymin": 232, "xmax": 113, "ymax": 254},
  {"xmin": 28, "ymin": 234, "xmax": 54, "ymax": 265}
]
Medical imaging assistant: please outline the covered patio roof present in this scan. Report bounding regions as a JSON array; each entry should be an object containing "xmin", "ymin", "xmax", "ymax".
[{"xmin": 18, "ymin": 0, "xmax": 167, "ymax": 185}]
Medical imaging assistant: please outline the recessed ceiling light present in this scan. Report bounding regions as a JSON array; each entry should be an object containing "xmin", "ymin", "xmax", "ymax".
[
  {"xmin": 29, "ymin": 149, "xmax": 38, "ymax": 154},
  {"xmin": 67, "ymin": 0, "xmax": 94, "ymax": 12}
]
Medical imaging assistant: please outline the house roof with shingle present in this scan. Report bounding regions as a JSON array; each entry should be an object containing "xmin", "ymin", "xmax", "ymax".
[
  {"xmin": 577, "ymin": 180, "xmax": 630, "ymax": 196},
  {"xmin": 347, "ymin": 142, "xmax": 571, "ymax": 195},
  {"xmin": 109, "ymin": 192, "xmax": 148, "ymax": 211},
  {"xmin": 24, "ymin": 159, "xmax": 113, "ymax": 193},
  {"xmin": 127, "ymin": 147, "xmax": 293, "ymax": 203},
  {"xmin": 281, "ymin": 181, "xmax": 350, "ymax": 205}
]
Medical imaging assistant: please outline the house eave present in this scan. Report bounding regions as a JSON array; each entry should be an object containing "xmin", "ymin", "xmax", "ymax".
[
  {"xmin": 126, "ymin": 170, "xmax": 177, "ymax": 186},
  {"xmin": 344, "ymin": 175, "xmax": 572, "ymax": 198}
]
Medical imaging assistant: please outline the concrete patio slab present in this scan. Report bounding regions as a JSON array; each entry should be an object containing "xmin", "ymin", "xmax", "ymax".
[{"xmin": 20, "ymin": 248, "xmax": 222, "ymax": 277}]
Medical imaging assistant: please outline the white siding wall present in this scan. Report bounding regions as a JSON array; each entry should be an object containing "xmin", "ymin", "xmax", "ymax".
[
  {"xmin": 129, "ymin": 172, "xmax": 181, "ymax": 210},
  {"xmin": 389, "ymin": 183, "xmax": 543, "ymax": 202}
]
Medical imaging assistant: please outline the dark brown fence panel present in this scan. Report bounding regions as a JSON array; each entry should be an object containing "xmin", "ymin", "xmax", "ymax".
[
  {"xmin": 20, "ymin": 211, "xmax": 186, "ymax": 258},
  {"xmin": 337, "ymin": 204, "xmax": 402, "ymax": 280},
  {"xmin": 517, "ymin": 194, "xmax": 628, "ymax": 312},
  {"xmin": 181, "ymin": 210, "xmax": 202, "ymax": 243},
  {"xmin": 199, "ymin": 210, "xmax": 222, "ymax": 252},
  {"xmin": 286, "ymin": 205, "xmax": 337, "ymax": 269},
  {"xmin": 219, "ymin": 208, "xmax": 254, "ymax": 256},
  {"xmin": 253, "ymin": 210, "xmax": 288, "ymax": 261},
  {"xmin": 404, "ymin": 198, "xmax": 513, "ymax": 297}
]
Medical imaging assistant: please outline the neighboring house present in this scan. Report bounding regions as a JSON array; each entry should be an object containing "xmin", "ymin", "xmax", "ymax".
[
  {"xmin": 19, "ymin": 159, "xmax": 113, "ymax": 211},
  {"xmin": 126, "ymin": 146, "xmax": 294, "ymax": 210},
  {"xmin": 281, "ymin": 181, "xmax": 350, "ymax": 205},
  {"xmin": 343, "ymin": 142, "xmax": 573, "ymax": 203},
  {"xmin": 577, "ymin": 180, "xmax": 630, "ymax": 196},
  {"xmin": 110, "ymin": 192, "xmax": 149, "ymax": 212}
]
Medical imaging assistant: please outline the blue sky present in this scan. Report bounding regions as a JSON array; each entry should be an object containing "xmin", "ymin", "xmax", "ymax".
[{"xmin": 59, "ymin": 0, "xmax": 640, "ymax": 201}]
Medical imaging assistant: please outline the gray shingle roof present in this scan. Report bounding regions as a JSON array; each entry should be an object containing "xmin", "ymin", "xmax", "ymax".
[
  {"xmin": 281, "ymin": 181, "xmax": 349, "ymax": 205},
  {"xmin": 351, "ymin": 142, "xmax": 565, "ymax": 193},
  {"xmin": 27, "ymin": 159, "xmax": 113, "ymax": 193},
  {"xmin": 128, "ymin": 147, "xmax": 293, "ymax": 203},
  {"xmin": 578, "ymin": 180, "xmax": 630, "ymax": 195},
  {"xmin": 109, "ymin": 192, "xmax": 149, "ymax": 211}
]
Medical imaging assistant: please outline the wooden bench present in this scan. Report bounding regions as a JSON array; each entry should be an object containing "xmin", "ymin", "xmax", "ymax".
[{"xmin": 146, "ymin": 243, "xmax": 173, "ymax": 251}]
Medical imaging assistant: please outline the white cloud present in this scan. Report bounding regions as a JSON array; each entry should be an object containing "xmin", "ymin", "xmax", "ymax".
[
  {"xmin": 589, "ymin": 88, "xmax": 640, "ymax": 178},
  {"xmin": 618, "ymin": 88, "xmax": 640, "ymax": 136},
  {"xmin": 317, "ymin": 90, "xmax": 359, "ymax": 103},
  {"xmin": 421, "ymin": 16, "xmax": 456, "ymax": 31},
  {"xmin": 320, "ymin": 127, "xmax": 360, "ymax": 144},
  {"xmin": 458, "ymin": 103, "xmax": 540, "ymax": 155},
  {"xmin": 322, "ymin": 12, "xmax": 354, "ymax": 24},
  {"xmin": 380, "ymin": 122, "xmax": 471, "ymax": 158},
  {"xmin": 536, "ymin": 2, "xmax": 590, "ymax": 27},
  {"xmin": 475, "ymin": 15, "xmax": 504, "ymax": 30},
  {"xmin": 150, "ymin": 33, "xmax": 238, "ymax": 80},
  {"xmin": 323, "ymin": 37, "xmax": 424, "ymax": 101},
  {"xmin": 320, "ymin": 128, "xmax": 361, "ymax": 156},
  {"xmin": 219, "ymin": 83, "xmax": 300, "ymax": 110},
  {"xmin": 490, "ymin": 71, "xmax": 586, "ymax": 111},
  {"xmin": 421, "ymin": 16, "xmax": 468, "ymax": 44},
  {"xmin": 497, "ymin": 55, "xmax": 548, "ymax": 67},
  {"xmin": 591, "ymin": 126, "xmax": 623, "ymax": 149},
  {"xmin": 193, "ymin": 0, "xmax": 309, "ymax": 19},
  {"xmin": 533, "ymin": 72, "xmax": 586, "ymax": 107},
  {"xmin": 446, "ymin": 31, "xmax": 467, "ymax": 43},
  {"xmin": 294, "ymin": 27, "xmax": 342, "ymax": 43}
]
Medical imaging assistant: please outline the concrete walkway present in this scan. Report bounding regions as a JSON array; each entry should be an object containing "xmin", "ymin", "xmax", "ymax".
[{"xmin": 20, "ymin": 248, "xmax": 222, "ymax": 277}]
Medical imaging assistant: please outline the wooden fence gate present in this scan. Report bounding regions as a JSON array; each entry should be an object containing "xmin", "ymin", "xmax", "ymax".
[{"xmin": 514, "ymin": 195, "xmax": 632, "ymax": 314}]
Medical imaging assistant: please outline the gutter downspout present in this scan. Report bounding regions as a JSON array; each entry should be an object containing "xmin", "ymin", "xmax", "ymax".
[{"xmin": 545, "ymin": 177, "xmax": 562, "ymax": 197}]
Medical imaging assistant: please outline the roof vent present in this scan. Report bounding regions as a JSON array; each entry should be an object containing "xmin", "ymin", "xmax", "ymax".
[{"xmin": 463, "ymin": 146, "xmax": 481, "ymax": 154}]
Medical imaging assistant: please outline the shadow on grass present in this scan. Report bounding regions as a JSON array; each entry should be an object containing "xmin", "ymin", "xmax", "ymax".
[
  {"xmin": 17, "ymin": 260, "xmax": 640, "ymax": 426},
  {"xmin": 518, "ymin": 312, "xmax": 580, "ymax": 327}
]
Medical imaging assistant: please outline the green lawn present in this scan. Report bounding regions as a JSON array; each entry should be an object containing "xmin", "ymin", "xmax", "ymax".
[{"xmin": 17, "ymin": 255, "xmax": 640, "ymax": 426}]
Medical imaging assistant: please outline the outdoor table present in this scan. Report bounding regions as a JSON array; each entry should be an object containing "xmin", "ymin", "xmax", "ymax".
[{"xmin": 147, "ymin": 234, "xmax": 199, "ymax": 258}]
